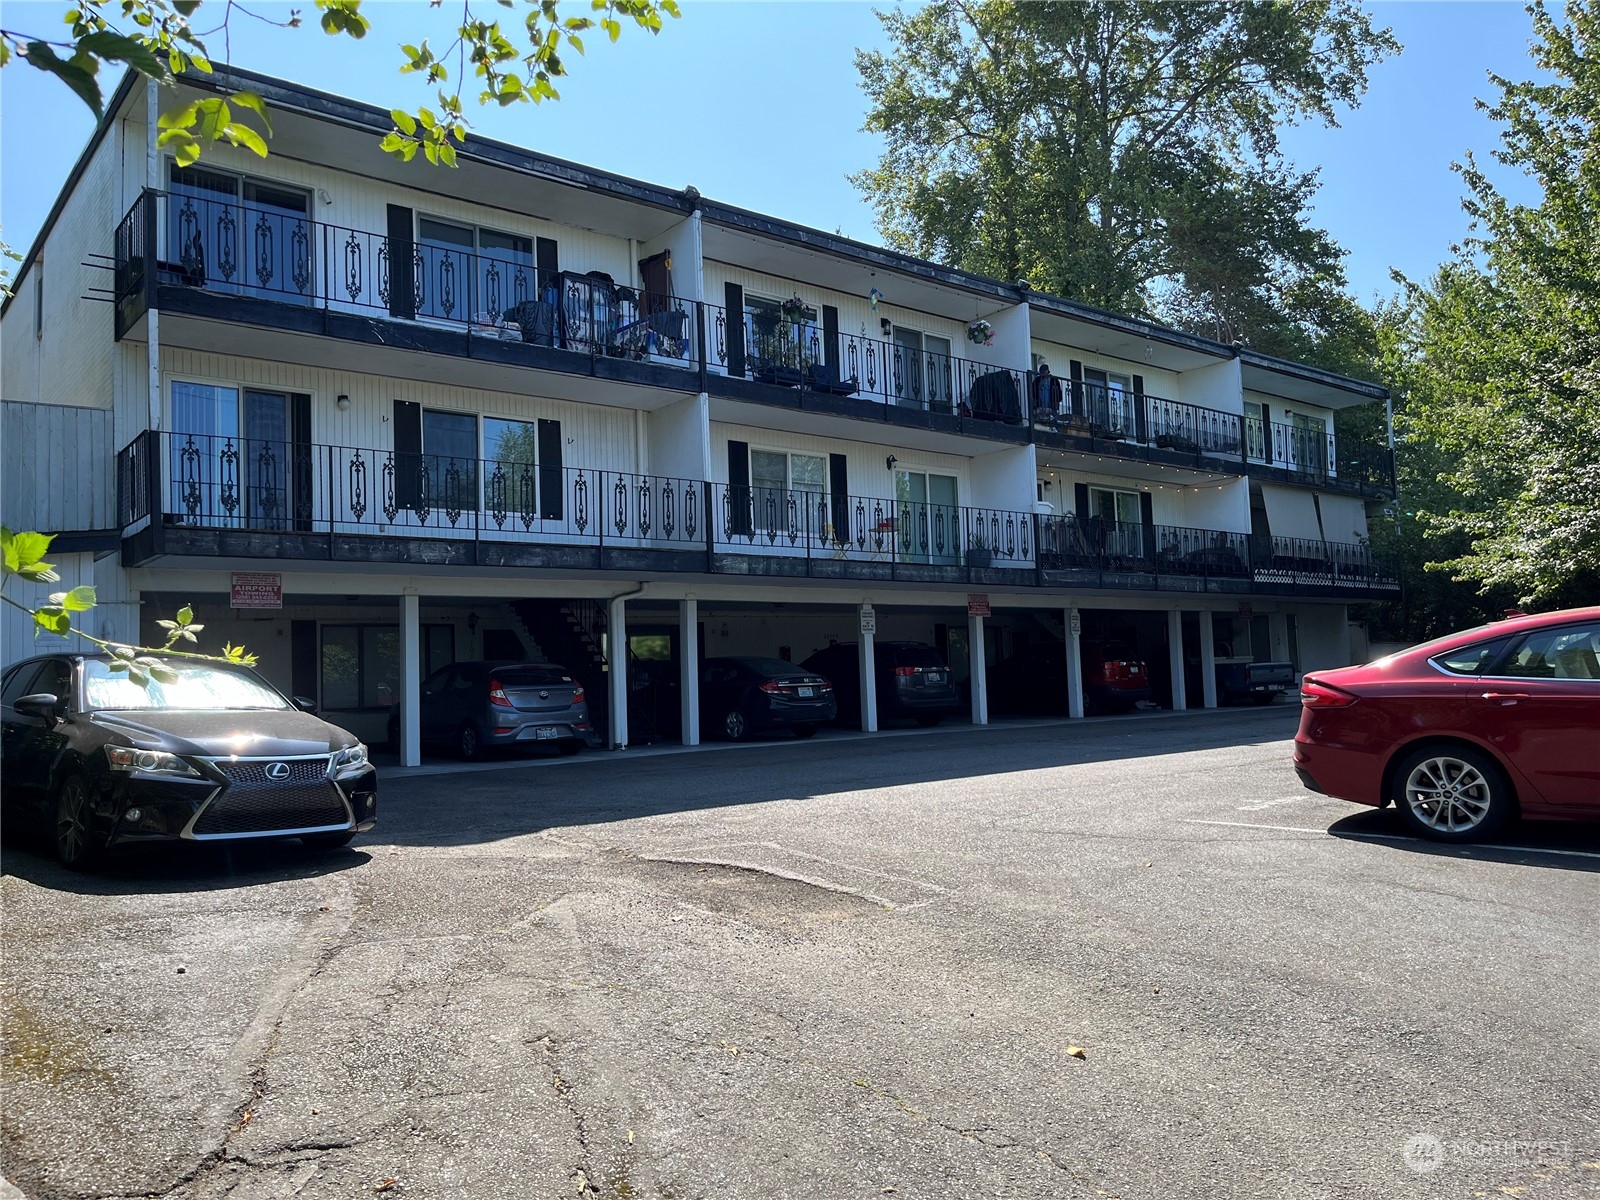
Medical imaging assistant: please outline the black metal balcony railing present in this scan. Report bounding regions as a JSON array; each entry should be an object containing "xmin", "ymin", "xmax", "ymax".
[
  {"xmin": 700, "ymin": 302, "xmax": 1028, "ymax": 423},
  {"xmin": 115, "ymin": 430, "xmax": 1399, "ymax": 593},
  {"xmin": 111, "ymin": 188, "xmax": 1393, "ymax": 495},
  {"xmin": 113, "ymin": 189, "xmax": 699, "ymax": 365}
]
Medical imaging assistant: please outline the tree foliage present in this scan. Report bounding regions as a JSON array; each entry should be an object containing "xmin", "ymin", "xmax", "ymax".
[
  {"xmin": 1394, "ymin": 0, "xmax": 1600, "ymax": 608},
  {"xmin": 0, "ymin": 0, "xmax": 678, "ymax": 172},
  {"xmin": 853, "ymin": 0, "xmax": 1397, "ymax": 363}
]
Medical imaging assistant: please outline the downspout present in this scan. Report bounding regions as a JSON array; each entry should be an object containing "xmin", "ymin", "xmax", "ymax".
[{"xmin": 145, "ymin": 77, "xmax": 161, "ymax": 433}]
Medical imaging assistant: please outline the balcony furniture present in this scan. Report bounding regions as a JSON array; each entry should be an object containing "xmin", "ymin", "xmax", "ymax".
[
  {"xmin": 559, "ymin": 270, "xmax": 619, "ymax": 353},
  {"xmin": 805, "ymin": 362, "xmax": 860, "ymax": 396},
  {"xmin": 968, "ymin": 370, "xmax": 1021, "ymax": 422},
  {"xmin": 753, "ymin": 363, "xmax": 804, "ymax": 387},
  {"xmin": 503, "ymin": 297, "xmax": 558, "ymax": 347},
  {"xmin": 615, "ymin": 307, "xmax": 689, "ymax": 360},
  {"xmin": 1155, "ymin": 432, "xmax": 1202, "ymax": 454}
]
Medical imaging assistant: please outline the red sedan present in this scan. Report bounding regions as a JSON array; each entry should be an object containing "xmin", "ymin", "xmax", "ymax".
[{"xmin": 1294, "ymin": 606, "xmax": 1600, "ymax": 842}]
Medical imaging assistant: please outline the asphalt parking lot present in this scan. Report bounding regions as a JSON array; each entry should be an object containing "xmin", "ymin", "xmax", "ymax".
[{"xmin": 3, "ymin": 707, "xmax": 1597, "ymax": 1200}]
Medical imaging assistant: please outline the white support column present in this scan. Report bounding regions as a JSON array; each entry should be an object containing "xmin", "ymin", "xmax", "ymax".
[
  {"xmin": 679, "ymin": 597, "xmax": 699, "ymax": 746},
  {"xmin": 1167, "ymin": 609, "xmax": 1187, "ymax": 712},
  {"xmin": 859, "ymin": 603, "xmax": 878, "ymax": 733},
  {"xmin": 1065, "ymin": 606, "xmax": 1085, "ymax": 719},
  {"xmin": 1199, "ymin": 611, "xmax": 1218, "ymax": 709},
  {"xmin": 400, "ymin": 590, "xmax": 421, "ymax": 766},
  {"xmin": 608, "ymin": 594, "xmax": 630, "ymax": 749},
  {"xmin": 969, "ymin": 612, "xmax": 989, "ymax": 725}
]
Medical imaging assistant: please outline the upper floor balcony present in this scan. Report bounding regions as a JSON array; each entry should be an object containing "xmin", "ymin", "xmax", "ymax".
[
  {"xmin": 115, "ymin": 428, "xmax": 1398, "ymax": 600},
  {"xmin": 110, "ymin": 189, "xmax": 1392, "ymax": 497}
]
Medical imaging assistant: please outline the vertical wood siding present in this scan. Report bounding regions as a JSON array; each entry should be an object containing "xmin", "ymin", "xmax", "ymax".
[{"xmin": 1, "ymin": 402, "xmax": 113, "ymax": 530}]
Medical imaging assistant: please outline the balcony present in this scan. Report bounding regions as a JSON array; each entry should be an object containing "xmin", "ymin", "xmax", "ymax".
[
  {"xmin": 109, "ymin": 189, "xmax": 1391, "ymax": 496},
  {"xmin": 116, "ymin": 430, "xmax": 1398, "ymax": 598}
]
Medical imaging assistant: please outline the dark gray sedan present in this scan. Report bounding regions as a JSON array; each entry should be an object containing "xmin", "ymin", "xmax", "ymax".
[{"xmin": 390, "ymin": 662, "xmax": 592, "ymax": 760}]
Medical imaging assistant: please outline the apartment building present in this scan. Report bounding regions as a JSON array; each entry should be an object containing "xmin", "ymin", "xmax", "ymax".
[{"xmin": 0, "ymin": 66, "xmax": 1397, "ymax": 763}]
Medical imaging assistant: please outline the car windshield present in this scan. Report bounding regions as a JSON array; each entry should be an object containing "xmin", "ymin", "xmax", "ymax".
[
  {"xmin": 81, "ymin": 659, "xmax": 291, "ymax": 712},
  {"xmin": 890, "ymin": 645, "xmax": 945, "ymax": 667}
]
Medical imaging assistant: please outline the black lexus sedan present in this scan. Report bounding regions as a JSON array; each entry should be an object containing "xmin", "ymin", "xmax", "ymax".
[{"xmin": 1, "ymin": 653, "xmax": 378, "ymax": 869}]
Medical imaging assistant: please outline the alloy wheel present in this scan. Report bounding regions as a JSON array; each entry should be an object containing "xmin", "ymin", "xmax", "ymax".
[
  {"xmin": 55, "ymin": 777, "xmax": 92, "ymax": 866},
  {"xmin": 1403, "ymin": 755, "xmax": 1494, "ymax": 834},
  {"xmin": 724, "ymin": 709, "xmax": 748, "ymax": 741},
  {"xmin": 459, "ymin": 723, "xmax": 480, "ymax": 761}
]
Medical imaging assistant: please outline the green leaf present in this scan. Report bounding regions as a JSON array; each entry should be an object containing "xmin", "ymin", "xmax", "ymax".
[
  {"xmin": 60, "ymin": 586, "xmax": 96, "ymax": 613},
  {"xmin": 158, "ymin": 100, "xmax": 200, "ymax": 130},
  {"xmin": 25, "ymin": 42, "xmax": 104, "ymax": 115},
  {"xmin": 176, "ymin": 605, "xmax": 194, "ymax": 626},
  {"xmin": 417, "ymin": 106, "xmax": 436, "ymax": 129},
  {"xmin": 174, "ymin": 0, "xmax": 202, "ymax": 15},
  {"xmin": 226, "ymin": 123, "xmax": 269, "ymax": 158},
  {"xmin": 159, "ymin": 130, "xmax": 201, "ymax": 167},
  {"xmin": 33, "ymin": 608, "xmax": 71, "ymax": 635},
  {"xmin": 148, "ymin": 663, "xmax": 180, "ymax": 684},
  {"xmin": 228, "ymin": 91, "xmax": 274, "ymax": 135},
  {"xmin": 2, "ymin": 527, "xmax": 53, "ymax": 575},
  {"xmin": 76, "ymin": 30, "xmax": 166, "ymax": 79},
  {"xmin": 422, "ymin": 139, "xmax": 440, "ymax": 165},
  {"xmin": 390, "ymin": 107, "xmax": 417, "ymax": 135},
  {"xmin": 379, "ymin": 131, "xmax": 409, "ymax": 153}
]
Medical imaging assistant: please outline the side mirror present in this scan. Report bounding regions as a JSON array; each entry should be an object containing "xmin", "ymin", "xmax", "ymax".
[
  {"xmin": 292, "ymin": 696, "xmax": 320, "ymax": 714},
  {"xmin": 13, "ymin": 693, "xmax": 63, "ymax": 723}
]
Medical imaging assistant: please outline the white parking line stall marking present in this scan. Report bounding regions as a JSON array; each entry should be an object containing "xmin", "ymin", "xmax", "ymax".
[{"xmin": 1183, "ymin": 819, "xmax": 1600, "ymax": 860}]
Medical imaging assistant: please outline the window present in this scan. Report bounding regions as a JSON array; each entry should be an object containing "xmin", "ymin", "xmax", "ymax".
[
  {"xmin": 746, "ymin": 295, "xmax": 818, "ymax": 376},
  {"xmin": 416, "ymin": 217, "xmax": 535, "ymax": 322},
  {"xmin": 423, "ymin": 409, "xmax": 479, "ymax": 513},
  {"xmin": 894, "ymin": 468, "xmax": 960, "ymax": 564},
  {"xmin": 2, "ymin": 663, "xmax": 47, "ymax": 706},
  {"xmin": 1430, "ymin": 637, "xmax": 1512, "ymax": 677},
  {"xmin": 1289, "ymin": 411, "xmax": 1328, "ymax": 473},
  {"xmin": 168, "ymin": 163, "xmax": 312, "ymax": 302},
  {"xmin": 1083, "ymin": 367, "xmax": 1136, "ymax": 434},
  {"xmin": 321, "ymin": 625, "xmax": 400, "ymax": 711},
  {"xmin": 1244, "ymin": 401, "xmax": 1267, "ymax": 460},
  {"xmin": 890, "ymin": 327, "xmax": 955, "ymax": 412},
  {"xmin": 750, "ymin": 449, "xmax": 826, "ymax": 533},
  {"xmin": 1089, "ymin": 486, "xmax": 1144, "ymax": 558},
  {"xmin": 1500, "ymin": 623, "xmax": 1600, "ymax": 680},
  {"xmin": 168, "ymin": 382, "xmax": 309, "ymax": 530}
]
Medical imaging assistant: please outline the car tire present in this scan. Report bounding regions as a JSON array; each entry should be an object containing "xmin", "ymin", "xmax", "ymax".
[
  {"xmin": 558, "ymin": 739, "xmax": 583, "ymax": 756},
  {"xmin": 722, "ymin": 708, "xmax": 749, "ymax": 742},
  {"xmin": 915, "ymin": 714, "xmax": 943, "ymax": 728},
  {"xmin": 302, "ymin": 830, "xmax": 356, "ymax": 850},
  {"xmin": 791, "ymin": 724, "xmax": 818, "ymax": 739},
  {"xmin": 457, "ymin": 721, "xmax": 483, "ymax": 762},
  {"xmin": 1391, "ymin": 744, "xmax": 1513, "ymax": 842},
  {"xmin": 54, "ymin": 773, "xmax": 102, "ymax": 870},
  {"xmin": 386, "ymin": 712, "xmax": 401, "ymax": 751}
]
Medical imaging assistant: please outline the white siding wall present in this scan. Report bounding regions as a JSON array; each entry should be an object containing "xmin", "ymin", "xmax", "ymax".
[
  {"xmin": 1029, "ymin": 339, "xmax": 1183, "ymax": 402},
  {"xmin": 1, "ymin": 133, "xmax": 119, "ymax": 411},
  {"xmin": 1034, "ymin": 467, "xmax": 1249, "ymax": 531},
  {"xmin": 711, "ymin": 422, "xmax": 971, "ymax": 502},
  {"xmin": 160, "ymin": 348, "xmax": 640, "ymax": 471},
  {"xmin": 1, "ymin": 402, "xmax": 115, "ymax": 531}
]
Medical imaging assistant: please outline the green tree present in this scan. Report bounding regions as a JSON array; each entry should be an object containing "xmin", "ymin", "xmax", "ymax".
[
  {"xmin": 853, "ymin": 0, "xmax": 1397, "ymax": 357},
  {"xmin": 1397, "ymin": 0, "xmax": 1600, "ymax": 608},
  {"xmin": 0, "ymin": 0, "xmax": 678, "ymax": 172}
]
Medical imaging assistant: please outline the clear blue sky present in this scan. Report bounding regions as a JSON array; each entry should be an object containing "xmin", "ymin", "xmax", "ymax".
[{"xmin": 0, "ymin": 1, "xmax": 1547, "ymax": 303}]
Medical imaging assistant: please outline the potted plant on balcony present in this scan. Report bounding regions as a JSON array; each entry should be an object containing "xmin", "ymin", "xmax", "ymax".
[
  {"xmin": 965, "ymin": 527, "xmax": 994, "ymax": 568},
  {"xmin": 751, "ymin": 300, "xmax": 808, "ymax": 387},
  {"xmin": 967, "ymin": 318, "xmax": 994, "ymax": 347}
]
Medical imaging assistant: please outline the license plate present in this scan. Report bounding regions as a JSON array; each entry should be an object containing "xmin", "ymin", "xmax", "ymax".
[
  {"xmin": 927, "ymin": 673, "xmax": 943, "ymax": 683},
  {"xmin": 1129, "ymin": 666, "xmax": 1141, "ymax": 674},
  {"xmin": 534, "ymin": 726, "xmax": 558, "ymax": 739},
  {"xmin": 797, "ymin": 686, "xmax": 814, "ymax": 698}
]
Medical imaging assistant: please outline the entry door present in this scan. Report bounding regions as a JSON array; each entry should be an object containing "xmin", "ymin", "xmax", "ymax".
[
  {"xmin": 242, "ymin": 389, "xmax": 291, "ymax": 529},
  {"xmin": 167, "ymin": 165, "xmax": 313, "ymax": 302},
  {"xmin": 893, "ymin": 328, "xmax": 925, "ymax": 408},
  {"xmin": 1290, "ymin": 412, "xmax": 1327, "ymax": 475},
  {"xmin": 1083, "ymin": 368, "xmax": 1135, "ymax": 435},
  {"xmin": 896, "ymin": 470, "xmax": 960, "ymax": 564}
]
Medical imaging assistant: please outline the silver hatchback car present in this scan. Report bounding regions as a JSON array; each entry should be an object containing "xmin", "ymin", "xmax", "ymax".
[{"xmin": 391, "ymin": 661, "xmax": 593, "ymax": 760}]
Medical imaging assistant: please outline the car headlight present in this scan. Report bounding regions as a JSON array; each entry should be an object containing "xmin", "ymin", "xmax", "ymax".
[
  {"xmin": 106, "ymin": 747, "xmax": 202, "ymax": 777},
  {"xmin": 332, "ymin": 743, "xmax": 369, "ymax": 778}
]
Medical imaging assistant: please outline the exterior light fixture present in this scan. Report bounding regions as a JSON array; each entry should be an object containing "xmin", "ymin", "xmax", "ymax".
[
  {"xmin": 336, "ymin": 394, "xmax": 351, "ymax": 411},
  {"xmin": 466, "ymin": 611, "xmax": 478, "ymax": 633},
  {"xmin": 885, "ymin": 455, "xmax": 898, "ymax": 471}
]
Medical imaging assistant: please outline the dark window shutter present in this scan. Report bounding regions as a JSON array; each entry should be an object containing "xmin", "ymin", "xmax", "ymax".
[
  {"xmin": 728, "ymin": 439, "xmax": 751, "ymax": 536},
  {"xmin": 537, "ymin": 418, "xmax": 563, "ymax": 520},
  {"xmin": 291, "ymin": 620, "xmax": 317, "ymax": 699},
  {"xmin": 1139, "ymin": 491, "xmax": 1155, "ymax": 560},
  {"xmin": 828, "ymin": 452, "xmax": 849, "ymax": 545},
  {"xmin": 393, "ymin": 399, "xmax": 422, "ymax": 511},
  {"xmin": 638, "ymin": 249, "xmax": 671, "ymax": 310},
  {"xmin": 290, "ymin": 393, "xmax": 313, "ymax": 531},
  {"xmin": 1068, "ymin": 360, "xmax": 1085, "ymax": 417},
  {"xmin": 822, "ymin": 304, "xmax": 840, "ymax": 376},
  {"xmin": 535, "ymin": 237, "xmax": 559, "ymax": 296},
  {"xmin": 386, "ymin": 205, "xmax": 415, "ymax": 320},
  {"xmin": 724, "ymin": 282, "xmax": 745, "ymax": 376},
  {"xmin": 1074, "ymin": 482, "xmax": 1090, "ymax": 519},
  {"xmin": 1132, "ymin": 373, "xmax": 1148, "ymax": 442}
]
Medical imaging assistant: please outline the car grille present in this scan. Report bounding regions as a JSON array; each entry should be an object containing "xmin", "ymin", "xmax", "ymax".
[{"xmin": 192, "ymin": 757, "xmax": 349, "ymax": 836}]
